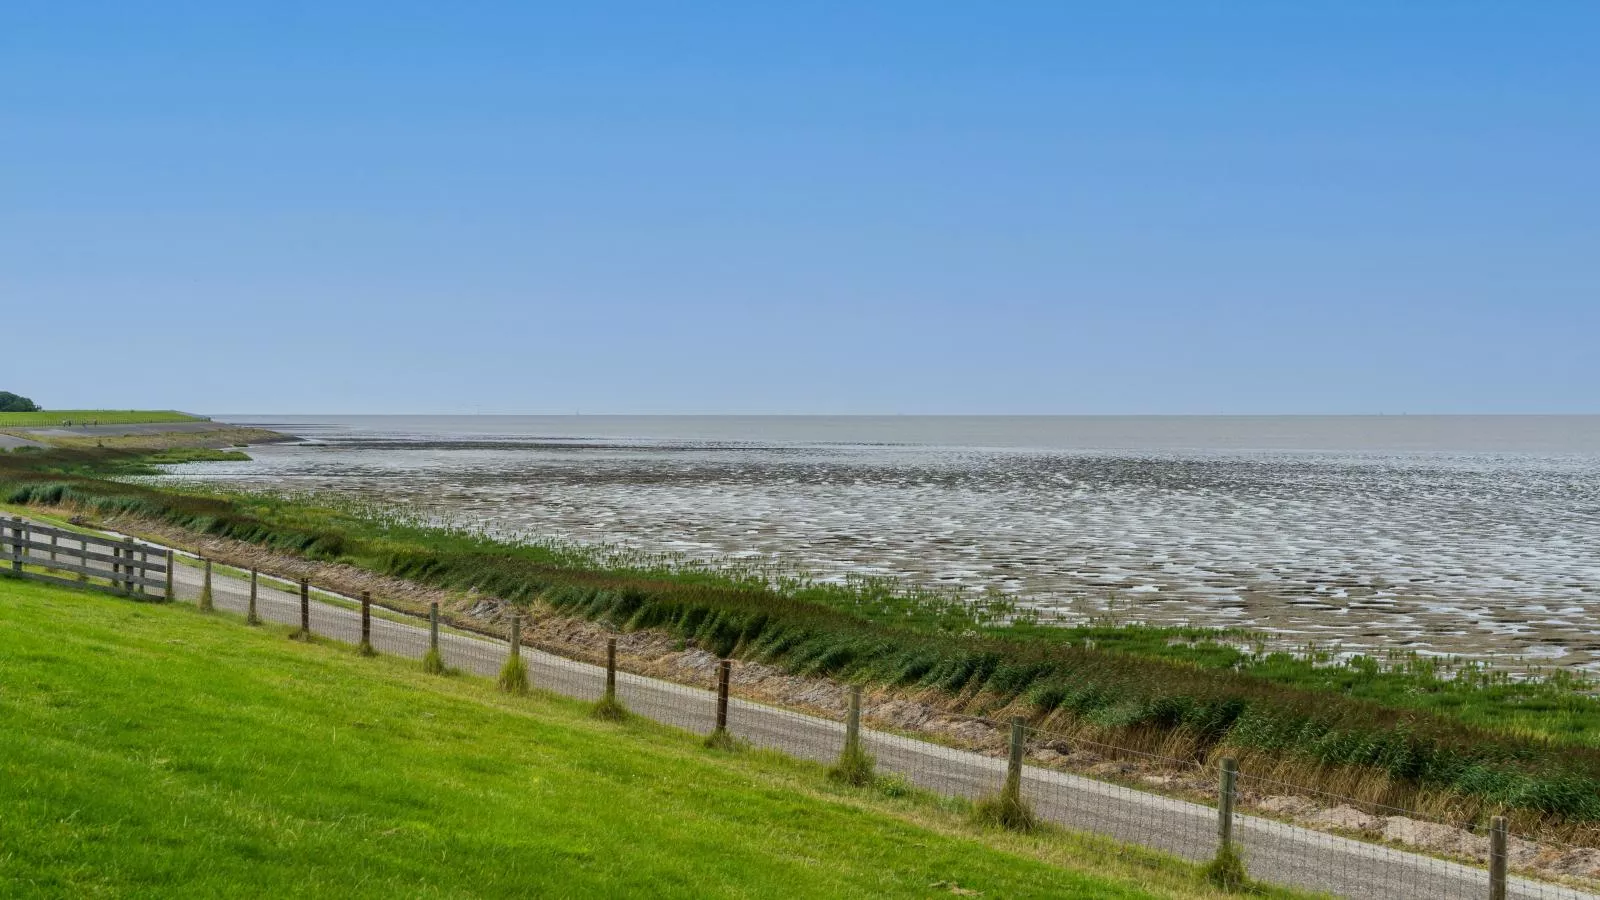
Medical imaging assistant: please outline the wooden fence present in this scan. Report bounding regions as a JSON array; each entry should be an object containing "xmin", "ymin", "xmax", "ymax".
[{"xmin": 1, "ymin": 517, "xmax": 172, "ymax": 599}]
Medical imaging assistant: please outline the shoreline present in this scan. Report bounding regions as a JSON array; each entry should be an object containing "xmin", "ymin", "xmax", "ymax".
[
  {"xmin": 3, "ymin": 453, "xmax": 1599, "ymax": 838},
  {"xmin": 14, "ymin": 502, "xmax": 1600, "ymax": 891}
]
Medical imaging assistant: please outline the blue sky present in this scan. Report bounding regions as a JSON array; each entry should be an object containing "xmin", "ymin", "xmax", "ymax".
[{"xmin": 3, "ymin": 2, "xmax": 1595, "ymax": 414}]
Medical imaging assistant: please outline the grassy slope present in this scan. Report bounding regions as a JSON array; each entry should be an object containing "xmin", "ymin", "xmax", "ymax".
[
  {"xmin": 0, "ymin": 410, "xmax": 203, "ymax": 427},
  {"xmin": 0, "ymin": 577, "xmax": 1274, "ymax": 899}
]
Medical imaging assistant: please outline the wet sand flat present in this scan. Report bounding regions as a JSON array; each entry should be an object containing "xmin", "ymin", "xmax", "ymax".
[{"xmin": 183, "ymin": 416, "xmax": 1600, "ymax": 671}]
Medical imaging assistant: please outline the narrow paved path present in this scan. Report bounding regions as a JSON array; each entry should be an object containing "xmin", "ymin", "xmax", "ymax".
[{"xmin": 12, "ymin": 520, "xmax": 1590, "ymax": 900}]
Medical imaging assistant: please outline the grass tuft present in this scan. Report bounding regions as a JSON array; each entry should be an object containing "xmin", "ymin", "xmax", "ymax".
[
  {"xmin": 591, "ymin": 694, "xmax": 630, "ymax": 722},
  {"xmin": 829, "ymin": 739, "xmax": 877, "ymax": 787},
  {"xmin": 422, "ymin": 647, "xmax": 444, "ymax": 674},
  {"xmin": 703, "ymin": 729, "xmax": 743, "ymax": 752},
  {"xmin": 1201, "ymin": 842, "xmax": 1249, "ymax": 892},
  {"xmin": 972, "ymin": 775, "xmax": 1039, "ymax": 833},
  {"xmin": 497, "ymin": 654, "xmax": 529, "ymax": 695}
]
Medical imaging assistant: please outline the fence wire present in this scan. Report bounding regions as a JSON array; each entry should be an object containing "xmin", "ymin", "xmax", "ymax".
[{"xmin": 129, "ymin": 545, "xmax": 1600, "ymax": 900}]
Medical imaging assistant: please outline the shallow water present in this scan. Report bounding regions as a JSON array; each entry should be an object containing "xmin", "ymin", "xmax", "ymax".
[{"xmin": 188, "ymin": 416, "xmax": 1600, "ymax": 670}]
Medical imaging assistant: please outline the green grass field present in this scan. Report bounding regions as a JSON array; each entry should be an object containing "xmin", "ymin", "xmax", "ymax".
[
  {"xmin": 0, "ymin": 410, "xmax": 203, "ymax": 427},
  {"xmin": 0, "ymin": 575, "xmax": 1281, "ymax": 899}
]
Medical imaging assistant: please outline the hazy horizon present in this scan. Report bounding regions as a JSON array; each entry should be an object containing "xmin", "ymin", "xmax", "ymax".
[{"xmin": 219, "ymin": 412, "xmax": 1600, "ymax": 454}]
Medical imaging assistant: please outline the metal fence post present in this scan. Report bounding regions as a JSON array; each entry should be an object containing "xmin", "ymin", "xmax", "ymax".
[
  {"xmin": 605, "ymin": 637, "xmax": 618, "ymax": 702},
  {"xmin": 1489, "ymin": 815, "xmax": 1508, "ymax": 900},
  {"xmin": 359, "ymin": 590, "xmax": 373, "ymax": 654},
  {"xmin": 199, "ymin": 558, "xmax": 214, "ymax": 610},
  {"xmin": 164, "ymin": 549, "xmax": 174, "ymax": 601},
  {"xmin": 716, "ymin": 660, "xmax": 731, "ymax": 732},
  {"xmin": 247, "ymin": 568, "xmax": 260, "ymax": 625},
  {"xmin": 1219, "ymin": 757, "xmax": 1238, "ymax": 849}
]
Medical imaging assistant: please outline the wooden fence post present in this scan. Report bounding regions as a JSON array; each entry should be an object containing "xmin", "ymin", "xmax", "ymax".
[
  {"xmin": 497, "ymin": 613, "xmax": 528, "ymax": 694},
  {"xmin": 716, "ymin": 660, "xmax": 731, "ymax": 732},
  {"xmin": 1219, "ymin": 757, "xmax": 1238, "ymax": 849},
  {"xmin": 10, "ymin": 517, "xmax": 22, "ymax": 573},
  {"xmin": 297, "ymin": 578, "xmax": 310, "ymax": 638},
  {"xmin": 127, "ymin": 540, "xmax": 140, "ymax": 596},
  {"xmin": 826, "ymin": 683, "xmax": 874, "ymax": 784},
  {"xmin": 605, "ymin": 637, "xmax": 618, "ymax": 702},
  {"xmin": 1006, "ymin": 717, "xmax": 1025, "ymax": 802},
  {"xmin": 846, "ymin": 685, "xmax": 862, "ymax": 749},
  {"xmin": 199, "ymin": 558, "xmax": 214, "ymax": 610},
  {"xmin": 246, "ymin": 568, "xmax": 260, "ymax": 625},
  {"xmin": 359, "ymin": 590, "xmax": 374, "ymax": 655},
  {"xmin": 164, "ymin": 549, "xmax": 175, "ymax": 601},
  {"xmin": 422, "ymin": 601, "xmax": 443, "ymax": 674},
  {"xmin": 1489, "ymin": 815, "xmax": 1508, "ymax": 900},
  {"xmin": 50, "ymin": 532, "xmax": 58, "ymax": 562}
]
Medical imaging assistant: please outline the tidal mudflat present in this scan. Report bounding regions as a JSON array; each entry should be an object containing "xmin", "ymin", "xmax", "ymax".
[{"xmin": 187, "ymin": 416, "xmax": 1600, "ymax": 670}]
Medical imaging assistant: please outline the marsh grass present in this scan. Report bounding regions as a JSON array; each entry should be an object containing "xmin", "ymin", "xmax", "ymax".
[
  {"xmin": 145, "ymin": 448, "xmax": 251, "ymax": 464},
  {"xmin": 7, "ymin": 446, "xmax": 1600, "ymax": 836}
]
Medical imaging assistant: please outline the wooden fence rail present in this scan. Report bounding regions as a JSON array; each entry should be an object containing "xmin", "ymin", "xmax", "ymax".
[{"xmin": 2, "ymin": 517, "xmax": 171, "ymax": 599}]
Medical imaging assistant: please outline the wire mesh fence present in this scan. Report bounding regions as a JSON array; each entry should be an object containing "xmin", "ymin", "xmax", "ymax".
[{"xmin": 99, "ymin": 537, "xmax": 1600, "ymax": 900}]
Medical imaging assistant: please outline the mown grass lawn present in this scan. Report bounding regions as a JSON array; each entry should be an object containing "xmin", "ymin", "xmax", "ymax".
[
  {"xmin": 0, "ymin": 410, "xmax": 202, "ymax": 427},
  {"xmin": 0, "ymin": 576, "xmax": 1252, "ymax": 899}
]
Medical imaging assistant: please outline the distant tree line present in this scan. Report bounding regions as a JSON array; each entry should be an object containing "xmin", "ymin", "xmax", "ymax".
[{"xmin": 0, "ymin": 392, "xmax": 40, "ymax": 412}]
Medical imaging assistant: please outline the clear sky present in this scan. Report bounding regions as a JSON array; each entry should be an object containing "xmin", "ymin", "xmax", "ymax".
[{"xmin": 3, "ymin": 2, "xmax": 1595, "ymax": 415}]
